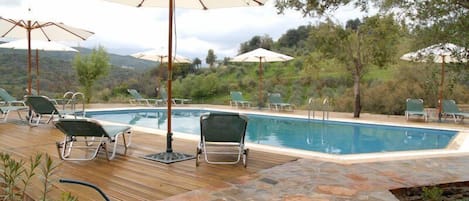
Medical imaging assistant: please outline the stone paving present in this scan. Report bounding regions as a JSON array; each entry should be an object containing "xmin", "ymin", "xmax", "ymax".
[
  {"xmin": 88, "ymin": 104, "xmax": 469, "ymax": 200},
  {"xmin": 165, "ymin": 155, "xmax": 469, "ymax": 201}
]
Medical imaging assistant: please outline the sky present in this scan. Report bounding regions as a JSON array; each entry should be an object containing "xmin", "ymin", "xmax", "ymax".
[{"xmin": 0, "ymin": 0, "xmax": 376, "ymax": 60}]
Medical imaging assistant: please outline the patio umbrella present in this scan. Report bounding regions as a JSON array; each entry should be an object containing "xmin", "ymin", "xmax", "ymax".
[
  {"xmin": 231, "ymin": 48, "xmax": 294, "ymax": 107},
  {"xmin": 104, "ymin": 0, "xmax": 266, "ymax": 164},
  {"xmin": 400, "ymin": 43, "xmax": 468, "ymax": 120},
  {"xmin": 0, "ymin": 39, "xmax": 78, "ymax": 94},
  {"xmin": 131, "ymin": 48, "xmax": 191, "ymax": 97},
  {"xmin": 0, "ymin": 14, "xmax": 94, "ymax": 95}
]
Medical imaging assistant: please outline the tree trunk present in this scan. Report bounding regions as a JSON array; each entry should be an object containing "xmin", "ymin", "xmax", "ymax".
[{"xmin": 353, "ymin": 71, "xmax": 361, "ymax": 118}]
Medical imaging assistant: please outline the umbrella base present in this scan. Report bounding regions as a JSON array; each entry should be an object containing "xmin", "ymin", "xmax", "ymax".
[{"xmin": 143, "ymin": 151, "xmax": 195, "ymax": 164}]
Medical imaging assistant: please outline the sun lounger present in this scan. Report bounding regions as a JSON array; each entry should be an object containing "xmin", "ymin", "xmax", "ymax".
[
  {"xmin": 405, "ymin": 98, "xmax": 428, "ymax": 121},
  {"xmin": 24, "ymin": 95, "xmax": 64, "ymax": 126},
  {"xmin": 54, "ymin": 118, "xmax": 132, "ymax": 161},
  {"xmin": 268, "ymin": 93, "xmax": 293, "ymax": 111},
  {"xmin": 127, "ymin": 89, "xmax": 162, "ymax": 106},
  {"xmin": 196, "ymin": 112, "xmax": 249, "ymax": 167},
  {"xmin": 230, "ymin": 91, "xmax": 251, "ymax": 108},
  {"xmin": 442, "ymin": 99, "xmax": 469, "ymax": 123}
]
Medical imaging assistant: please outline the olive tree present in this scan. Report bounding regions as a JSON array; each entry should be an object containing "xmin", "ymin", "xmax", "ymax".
[
  {"xmin": 73, "ymin": 46, "xmax": 110, "ymax": 103},
  {"xmin": 308, "ymin": 15, "xmax": 400, "ymax": 117}
]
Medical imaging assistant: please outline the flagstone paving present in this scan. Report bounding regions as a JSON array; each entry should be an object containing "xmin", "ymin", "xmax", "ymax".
[{"xmin": 165, "ymin": 155, "xmax": 469, "ymax": 200}]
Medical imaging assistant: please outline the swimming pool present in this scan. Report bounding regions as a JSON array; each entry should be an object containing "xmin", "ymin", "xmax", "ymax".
[{"xmin": 84, "ymin": 108, "xmax": 458, "ymax": 155}]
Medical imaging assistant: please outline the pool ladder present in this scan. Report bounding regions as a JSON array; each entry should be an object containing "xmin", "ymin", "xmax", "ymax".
[
  {"xmin": 308, "ymin": 97, "xmax": 330, "ymax": 120},
  {"xmin": 60, "ymin": 92, "xmax": 86, "ymax": 119}
]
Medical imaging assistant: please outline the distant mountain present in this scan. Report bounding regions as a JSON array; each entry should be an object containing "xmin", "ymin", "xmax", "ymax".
[{"xmin": 0, "ymin": 42, "xmax": 158, "ymax": 71}]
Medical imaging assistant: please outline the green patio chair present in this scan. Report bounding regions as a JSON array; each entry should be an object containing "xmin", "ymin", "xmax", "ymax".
[
  {"xmin": 127, "ymin": 89, "xmax": 162, "ymax": 106},
  {"xmin": 268, "ymin": 93, "xmax": 293, "ymax": 111},
  {"xmin": 159, "ymin": 89, "xmax": 191, "ymax": 105},
  {"xmin": 54, "ymin": 118, "xmax": 132, "ymax": 161},
  {"xmin": 196, "ymin": 112, "xmax": 249, "ymax": 167},
  {"xmin": 230, "ymin": 91, "xmax": 251, "ymax": 108},
  {"xmin": 442, "ymin": 99, "xmax": 469, "ymax": 123},
  {"xmin": 405, "ymin": 98, "xmax": 428, "ymax": 122},
  {"xmin": 24, "ymin": 95, "xmax": 64, "ymax": 126}
]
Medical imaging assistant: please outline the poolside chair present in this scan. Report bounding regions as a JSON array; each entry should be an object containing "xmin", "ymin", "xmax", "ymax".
[
  {"xmin": 196, "ymin": 112, "xmax": 249, "ymax": 167},
  {"xmin": 54, "ymin": 119, "xmax": 132, "ymax": 161},
  {"xmin": 159, "ymin": 89, "xmax": 191, "ymax": 105},
  {"xmin": 0, "ymin": 105, "xmax": 28, "ymax": 123},
  {"xmin": 405, "ymin": 98, "xmax": 428, "ymax": 122},
  {"xmin": 127, "ymin": 89, "xmax": 162, "ymax": 106},
  {"xmin": 0, "ymin": 87, "xmax": 27, "ymax": 106},
  {"xmin": 0, "ymin": 88, "xmax": 28, "ymax": 123},
  {"xmin": 442, "ymin": 99, "xmax": 469, "ymax": 123},
  {"xmin": 268, "ymin": 93, "xmax": 293, "ymax": 111},
  {"xmin": 230, "ymin": 91, "xmax": 251, "ymax": 108},
  {"xmin": 24, "ymin": 95, "xmax": 64, "ymax": 126}
]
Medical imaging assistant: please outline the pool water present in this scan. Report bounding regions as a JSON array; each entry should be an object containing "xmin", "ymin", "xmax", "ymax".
[{"xmin": 85, "ymin": 109, "xmax": 457, "ymax": 155}]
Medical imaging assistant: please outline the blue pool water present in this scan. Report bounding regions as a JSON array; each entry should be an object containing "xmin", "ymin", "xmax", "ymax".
[{"xmin": 85, "ymin": 109, "xmax": 457, "ymax": 155}]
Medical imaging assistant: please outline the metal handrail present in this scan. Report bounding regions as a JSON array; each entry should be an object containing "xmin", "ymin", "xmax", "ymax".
[
  {"xmin": 308, "ymin": 97, "xmax": 330, "ymax": 120},
  {"xmin": 71, "ymin": 92, "xmax": 85, "ymax": 118}
]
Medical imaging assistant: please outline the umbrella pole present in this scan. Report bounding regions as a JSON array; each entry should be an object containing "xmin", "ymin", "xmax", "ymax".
[
  {"xmin": 142, "ymin": 0, "xmax": 194, "ymax": 164},
  {"xmin": 438, "ymin": 56, "xmax": 446, "ymax": 121},
  {"xmin": 167, "ymin": 0, "xmax": 173, "ymax": 153},
  {"xmin": 36, "ymin": 49, "xmax": 40, "ymax": 95},
  {"xmin": 258, "ymin": 58, "xmax": 263, "ymax": 109},
  {"xmin": 27, "ymin": 22, "xmax": 32, "ymax": 95}
]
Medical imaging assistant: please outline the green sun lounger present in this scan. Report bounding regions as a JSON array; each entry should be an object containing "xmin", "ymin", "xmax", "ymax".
[
  {"xmin": 230, "ymin": 91, "xmax": 251, "ymax": 108},
  {"xmin": 442, "ymin": 99, "xmax": 469, "ymax": 123},
  {"xmin": 24, "ymin": 95, "xmax": 64, "ymax": 126},
  {"xmin": 127, "ymin": 89, "xmax": 162, "ymax": 106},
  {"xmin": 405, "ymin": 98, "xmax": 428, "ymax": 121},
  {"xmin": 268, "ymin": 93, "xmax": 293, "ymax": 111},
  {"xmin": 196, "ymin": 112, "xmax": 249, "ymax": 167},
  {"xmin": 54, "ymin": 118, "xmax": 132, "ymax": 161},
  {"xmin": 0, "ymin": 88, "xmax": 28, "ymax": 123}
]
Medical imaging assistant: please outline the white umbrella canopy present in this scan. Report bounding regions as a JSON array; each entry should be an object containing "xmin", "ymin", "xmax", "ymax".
[
  {"xmin": 0, "ymin": 39, "xmax": 78, "ymax": 94},
  {"xmin": 0, "ymin": 15, "xmax": 94, "ymax": 95},
  {"xmin": 131, "ymin": 49, "xmax": 191, "ymax": 63},
  {"xmin": 0, "ymin": 39, "xmax": 78, "ymax": 52},
  {"xmin": 103, "ymin": 0, "xmax": 267, "ymax": 164},
  {"xmin": 231, "ymin": 48, "xmax": 294, "ymax": 107},
  {"xmin": 105, "ymin": 0, "xmax": 266, "ymax": 9},
  {"xmin": 400, "ymin": 43, "xmax": 468, "ymax": 63},
  {"xmin": 231, "ymin": 48, "xmax": 294, "ymax": 62},
  {"xmin": 400, "ymin": 43, "xmax": 469, "ymax": 120}
]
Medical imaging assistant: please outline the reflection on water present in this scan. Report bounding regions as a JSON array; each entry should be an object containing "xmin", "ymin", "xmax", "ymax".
[{"xmin": 86, "ymin": 109, "xmax": 456, "ymax": 155}]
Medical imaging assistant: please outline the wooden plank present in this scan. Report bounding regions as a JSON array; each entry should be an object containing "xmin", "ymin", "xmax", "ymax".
[{"xmin": 0, "ymin": 119, "xmax": 297, "ymax": 201}]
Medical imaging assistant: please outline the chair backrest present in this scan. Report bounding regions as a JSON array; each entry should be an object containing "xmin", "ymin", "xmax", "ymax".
[
  {"xmin": 0, "ymin": 88, "xmax": 18, "ymax": 102},
  {"xmin": 54, "ymin": 119, "xmax": 108, "ymax": 137},
  {"xmin": 200, "ymin": 113, "xmax": 248, "ymax": 143},
  {"xmin": 230, "ymin": 91, "xmax": 244, "ymax": 102},
  {"xmin": 442, "ymin": 99, "xmax": 460, "ymax": 113},
  {"xmin": 127, "ymin": 89, "xmax": 143, "ymax": 100},
  {"xmin": 406, "ymin": 98, "xmax": 424, "ymax": 112},
  {"xmin": 24, "ymin": 96, "xmax": 59, "ymax": 115},
  {"xmin": 268, "ymin": 93, "xmax": 284, "ymax": 104}
]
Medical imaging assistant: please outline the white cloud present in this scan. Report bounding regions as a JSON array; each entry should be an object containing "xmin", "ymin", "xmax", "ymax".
[{"xmin": 1, "ymin": 0, "xmax": 376, "ymax": 59}]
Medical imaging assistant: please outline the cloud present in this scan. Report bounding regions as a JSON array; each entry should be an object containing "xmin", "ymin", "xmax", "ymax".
[{"xmin": 0, "ymin": 0, "xmax": 376, "ymax": 60}]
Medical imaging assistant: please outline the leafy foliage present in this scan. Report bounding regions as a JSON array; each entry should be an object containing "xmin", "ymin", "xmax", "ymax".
[{"xmin": 73, "ymin": 46, "xmax": 110, "ymax": 103}]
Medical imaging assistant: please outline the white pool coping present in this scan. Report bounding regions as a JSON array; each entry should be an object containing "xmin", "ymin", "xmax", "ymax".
[{"xmin": 82, "ymin": 106, "xmax": 469, "ymax": 164}]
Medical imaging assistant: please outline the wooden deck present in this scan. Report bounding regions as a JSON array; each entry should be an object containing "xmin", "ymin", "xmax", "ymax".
[{"xmin": 0, "ymin": 118, "xmax": 297, "ymax": 201}]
